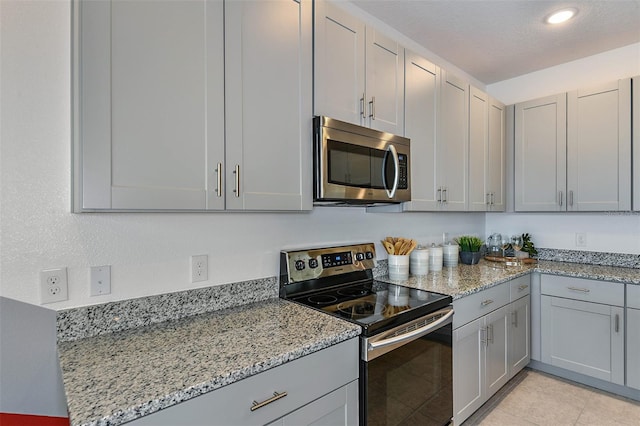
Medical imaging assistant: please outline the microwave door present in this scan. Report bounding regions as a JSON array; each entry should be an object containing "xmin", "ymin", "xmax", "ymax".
[{"xmin": 382, "ymin": 145, "xmax": 400, "ymax": 198}]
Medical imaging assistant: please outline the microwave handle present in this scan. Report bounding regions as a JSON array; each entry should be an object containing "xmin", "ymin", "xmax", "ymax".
[{"xmin": 383, "ymin": 144, "xmax": 400, "ymax": 199}]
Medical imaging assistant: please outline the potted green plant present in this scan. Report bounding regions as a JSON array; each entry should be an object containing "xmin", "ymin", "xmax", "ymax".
[{"xmin": 455, "ymin": 235, "xmax": 484, "ymax": 265}]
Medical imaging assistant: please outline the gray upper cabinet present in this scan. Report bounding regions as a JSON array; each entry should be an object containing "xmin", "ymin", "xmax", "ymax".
[
  {"xmin": 314, "ymin": 0, "xmax": 404, "ymax": 135},
  {"xmin": 633, "ymin": 76, "xmax": 640, "ymax": 211},
  {"xmin": 567, "ymin": 79, "xmax": 631, "ymax": 211},
  {"xmin": 468, "ymin": 87, "xmax": 505, "ymax": 212},
  {"xmin": 402, "ymin": 51, "xmax": 440, "ymax": 211},
  {"xmin": 73, "ymin": 0, "xmax": 312, "ymax": 212},
  {"xmin": 515, "ymin": 78, "xmax": 632, "ymax": 212},
  {"xmin": 438, "ymin": 71, "xmax": 469, "ymax": 211},
  {"xmin": 514, "ymin": 93, "xmax": 567, "ymax": 212}
]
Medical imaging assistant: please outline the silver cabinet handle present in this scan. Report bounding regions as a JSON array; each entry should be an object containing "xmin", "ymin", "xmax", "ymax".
[
  {"xmin": 491, "ymin": 192, "xmax": 495, "ymax": 205},
  {"xmin": 233, "ymin": 164, "xmax": 240, "ymax": 197},
  {"xmin": 437, "ymin": 187, "xmax": 442, "ymax": 203},
  {"xmin": 360, "ymin": 94, "xmax": 365, "ymax": 119},
  {"xmin": 512, "ymin": 310, "xmax": 518, "ymax": 328},
  {"xmin": 559, "ymin": 190, "xmax": 563, "ymax": 207},
  {"xmin": 518, "ymin": 284, "xmax": 528, "ymax": 291},
  {"xmin": 251, "ymin": 391, "xmax": 287, "ymax": 411},
  {"xmin": 567, "ymin": 286, "xmax": 590, "ymax": 293},
  {"xmin": 569, "ymin": 190, "xmax": 574, "ymax": 207},
  {"xmin": 481, "ymin": 299, "xmax": 494, "ymax": 306},
  {"xmin": 442, "ymin": 187, "xmax": 448, "ymax": 203},
  {"xmin": 369, "ymin": 96, "xmax": 376, "ymax": 119},
  {"xmin": 615, "ymin": 314, "xmax": 620, "ymax": 333},
  {"xmin": 486, "ymin": 193, "xmax": 491, "ymax": 205},
  {"xmin": 215, "ymin": 163, "xmax": 223, "ymax": 197},
  {"xmin": 481, "ymin": 327, "xmax": 488, "ymax": 347},
  {"xmin": 488, "ymin": 324, "xmax": 494, "ymax": 344}
]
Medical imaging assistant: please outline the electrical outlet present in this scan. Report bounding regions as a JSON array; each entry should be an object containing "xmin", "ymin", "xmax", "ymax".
[
  {"xmin": 576, "ymin": 232, "xmax": 587, "ymax": 247},
  {"xmin": 90, "ymin": 265, "xmax": 111, "ymax": 296},
  {"xmin": 41, "ymin": 267, "xmax": 69, "ymax": 304},
  {"xmin": 191, "ymin": 255, "xmax": 208, "ymax": 283}
]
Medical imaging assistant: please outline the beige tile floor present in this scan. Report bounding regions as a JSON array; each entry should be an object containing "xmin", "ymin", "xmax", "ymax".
[{"xmin": 462, "ymin": 368, "xmax": 640, "ymax": 426}]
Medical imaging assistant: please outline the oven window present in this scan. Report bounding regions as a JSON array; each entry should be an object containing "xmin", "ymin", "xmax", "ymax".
[
  {"xmin": 361, "ymin": 324, "xmax": 452, "ymax": 426},
  {"xmin": 327, "ymin": 140, "xmax": 387, "ymax": 189}
]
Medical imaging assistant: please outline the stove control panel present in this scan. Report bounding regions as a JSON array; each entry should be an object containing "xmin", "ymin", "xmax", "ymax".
[{"xmin": 281, "ymin": 243, "xmax": 377, "ymax": 283}]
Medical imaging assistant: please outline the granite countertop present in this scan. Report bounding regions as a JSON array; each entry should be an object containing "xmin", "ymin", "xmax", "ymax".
[
  {"xmin": 58, "ymin": 257, "xmax": 638, "ymax": 426},
  {"xmin": 376, "ymin": 259, "xmax": 639, "ymax": 298},
  {"xmin": 58, "ymin": 298, "xmax": 361, "ymax": 426}
]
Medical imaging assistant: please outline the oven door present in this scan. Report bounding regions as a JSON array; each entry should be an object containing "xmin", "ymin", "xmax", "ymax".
[{"xmin": 360, "ymin": 307, "xmax": 453, "ymax": 426}]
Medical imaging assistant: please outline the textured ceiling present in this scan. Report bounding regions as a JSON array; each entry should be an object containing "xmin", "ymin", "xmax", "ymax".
[{"xmin": 351, "ymin": 0, "xmax": 640, "ymax": 84}]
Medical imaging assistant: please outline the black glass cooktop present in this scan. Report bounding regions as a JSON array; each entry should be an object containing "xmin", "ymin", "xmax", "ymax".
[{"xmin": 290, "ymin": 281, "xmax": 452, "ymax": 337}]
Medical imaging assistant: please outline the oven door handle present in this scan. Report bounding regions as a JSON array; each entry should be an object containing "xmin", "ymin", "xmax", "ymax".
[{"xmin": 368, "ymin": 308, "xmax": 454, "ymax": 351}]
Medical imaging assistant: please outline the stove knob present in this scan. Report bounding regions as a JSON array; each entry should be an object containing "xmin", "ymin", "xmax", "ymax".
[
  {"xmin": 295, "ymin": 260, "xmax": 305, "ymax": 271},
  {"xmin": 355, "ymin": 252, "xmax": 365, "ymax": 261},
  {"xmin": 365, "ymin": 251, "xmax": 374, "ymax": 259},
  {"xmin": 309, "ymin": 258, "xmax": 318, "ymax": 268}
]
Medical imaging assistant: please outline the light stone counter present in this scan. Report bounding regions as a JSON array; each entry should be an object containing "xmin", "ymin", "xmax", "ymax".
[
  {"xmin": 376, "ymin": 259, "xmax": 639, "ymax": 298},
  {"xmin": 58, "ymin": 298, "xmax": 360, "ymax": 426}
]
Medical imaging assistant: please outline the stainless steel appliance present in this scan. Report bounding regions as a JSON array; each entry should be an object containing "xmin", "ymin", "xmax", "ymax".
[
  {"xmin": 280, "ymin": 243, "xmax": 453, "ymax": 425},
  {"xmin": 313, "ymin": 116, "xmax": 411, "ymax": 205}
]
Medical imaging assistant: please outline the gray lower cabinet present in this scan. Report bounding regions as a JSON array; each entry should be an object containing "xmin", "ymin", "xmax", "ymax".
[
  {"xmin": 453, "ymin": 275, "xmax": 530, "ymax": 425},
  {"xmin": 128, "ymin": 339, "xmax": 359, "ymax": 426},
  {"xmin": 541, "ymin": 275, "xmax": 624, "ymax": 385},
  {"xmin": 627, "ymin": 285, "xmax": 640, "ymax": 390}
]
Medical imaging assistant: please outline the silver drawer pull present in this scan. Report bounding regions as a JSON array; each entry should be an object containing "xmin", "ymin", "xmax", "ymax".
[
  {"xmin": 518, "ymin": 284, "xmax": 528, "ymax": 291},
  {"xmin": 251, "ymin": 391, "xmax": 288, "ymax": 411},
  {"xmin": 481, "ymin": 299, "xmax": 494, "ymax": 306},
  {"xmin": 567, "ymin": 287, "xmax": 590, "ymax": 293}
]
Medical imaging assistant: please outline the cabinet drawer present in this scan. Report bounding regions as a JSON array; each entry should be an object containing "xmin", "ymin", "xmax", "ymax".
[
  {"xmin": 509, "ymin": 275, "xmax": 531, "ymax": 301},
  {"xmin": 130, "ymin": 339, "xmax": 359, "ymax": 426},
  {"xmin": 453, "ymin": 282, "xmax": 509, "ymax": 329},
  {"xmin": 628, "ymin": 285, "xmax": 640, "ymax": 309},
  {"xmin": 541, "ymin": 275, "xmax": 624, "ymax": 307}
]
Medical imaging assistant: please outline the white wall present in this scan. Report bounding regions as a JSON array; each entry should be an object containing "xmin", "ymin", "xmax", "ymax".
[
  {"xmin": 486, "ymin": 44, "xmax": 640, "ymax": 255},
  {"xmin": 0, "ymin": 0, "xmax": 485, "ymax": 309}
]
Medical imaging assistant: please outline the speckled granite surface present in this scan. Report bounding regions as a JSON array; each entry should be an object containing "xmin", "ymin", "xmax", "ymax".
[
  {"xmin": 57, "ymin": 277, "xmax": 278, "ymax": 342},
  {"xmin": 376, "ymin": 260, "xmax": 535, "ymax": 299},
  {"xmin": 58, "ymin": 298, "xmax": 361, "ymax": 426},
  {"xmin": 535, "ymin": 260, "xmax": 640, "ymax": 284},
  {"xmin": 537, "ymin": 248, "xmax": 640, "ymax": 269}
]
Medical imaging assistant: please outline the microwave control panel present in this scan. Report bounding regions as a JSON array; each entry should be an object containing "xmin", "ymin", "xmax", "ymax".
[{"xmin": 398, "ymin": 154, "xmax": 408, "ymax": 189}]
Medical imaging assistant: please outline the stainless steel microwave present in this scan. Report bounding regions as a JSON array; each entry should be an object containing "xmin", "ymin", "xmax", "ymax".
[{"xmin": 313, "ymin": 116, "xmax": 411, "ymax": 205}]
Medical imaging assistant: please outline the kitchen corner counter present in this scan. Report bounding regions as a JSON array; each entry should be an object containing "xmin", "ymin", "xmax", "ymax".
[
  {"xmin": 376, "ymin": 258, "xmax": 639, "ymax": 299},
  {"xmin": 58, "ymin": 298, "xmax": 360, "ymax": 426},
  {"xmin": 376, "ymin": 260, "xmax": 536, "ymax": 299}
]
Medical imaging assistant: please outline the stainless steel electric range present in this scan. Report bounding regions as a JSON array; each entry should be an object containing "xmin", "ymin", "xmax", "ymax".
[{"xmin": 280, "ymin": 243, "xmax": 453, "ymax": 426}]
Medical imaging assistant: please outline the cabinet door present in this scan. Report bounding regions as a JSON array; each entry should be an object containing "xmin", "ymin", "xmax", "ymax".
[
  {"xmin": 567, "ymin": 79, "xmax": 631, "ymax": 211},
  {"xmin": 225, "ymin": 0, "xmax": 313, "ymax": 211},
  {"xmin": 509, "ymin": 295, "xmax": 530, "ymax": 377},
  {"xmin": 365, "ymin": 27, "xmax": 404, "ymax": 135},
  {"xmin": 541, "ymin": 295, "xmax": 624, "ymax": 385},
  {"xmin": 438, "ymin": 71, "xmax": 469, "ymax": 211},
  {"xmin": 75, "ymin": 0, "xmax": 224, "ymax": 211},
  {"xmin": 453, "ymin": 317, "xmax": 484, "ymax": 424},
  {"xmin": 514, "ymin": 94, "xmax": 567, "ymax": 211},
  {"xmin": 634, "ymin": 76, "xmax": 640, "ymax": 211},
  {"xmin": 487, "ymin": 97, "xmax": 506, "ymax": 211},
  {"xmin": 468, "ymin": 86, "xmax": 489, "ymax": 211},
  {"xmin": 314, "ymin": 0, "xmax": 366, "ymax": 126},
  {"xmin": 627, "ymin": 307, "xmax": 640, "ymax": 390},
  {"xmin": 271, "ymin": 381, "xmax": 358, "ymax": 426},
  {"xmin": 403, "ymin": 51, "xmax": 439, "ymax": 211},
  {"xmin": 485, "ymin": 305, "xmax": 510, "ymax": 396}
]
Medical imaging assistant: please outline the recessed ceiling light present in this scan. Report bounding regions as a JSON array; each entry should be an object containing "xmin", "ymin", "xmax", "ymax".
[{"xmin": 545, "ymin": 8, "xmax": 578, "ymax": 24}]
